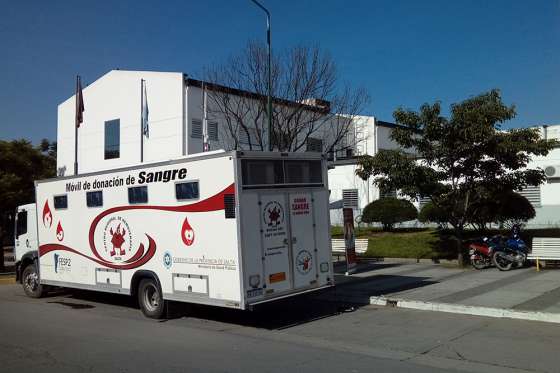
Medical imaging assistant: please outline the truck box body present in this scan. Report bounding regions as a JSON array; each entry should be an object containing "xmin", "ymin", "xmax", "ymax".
[{"xmin": 34, "ymin": 151, "xmax": 333, "ymax": 309}]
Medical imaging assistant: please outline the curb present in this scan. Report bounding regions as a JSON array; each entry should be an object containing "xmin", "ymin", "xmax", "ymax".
[
  {"xmin": 0, "ymin": 275, "xmax": 16, "ymax": 285},
  {"xmin": 370, "ymin": 296, "xmax": 560, "ymax": 324}
]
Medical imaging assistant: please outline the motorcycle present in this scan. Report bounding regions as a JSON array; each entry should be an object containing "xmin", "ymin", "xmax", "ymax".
[
  {"xmin": 492, "ymin": 237, "xmax": 528, "ymax": 271},
  {"xmin": 469, "ymin": 226, "xmax": 528, "ymax": 271},
  {"xmin": 469, "ymin": 236, "xmax": 499, "ymax": 270},
  {"xmin": 491, "ymin": 225, "xmax": 528, "ymax": 271}
]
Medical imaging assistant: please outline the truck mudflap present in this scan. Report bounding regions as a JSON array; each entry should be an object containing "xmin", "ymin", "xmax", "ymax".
[{"xmin": 245, "ymin": 284, "xmax": 334, "ymax": 309}]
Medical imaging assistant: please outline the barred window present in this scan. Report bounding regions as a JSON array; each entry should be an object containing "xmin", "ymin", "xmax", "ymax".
[
  {"xmin": 191, "ymin": 119, "xmax": 202, "ymax": 139},
  {"xmin": 518, "ymin": 186, "xmax": 541, "ymax": 207},
  {"xmin": 208, "ymin": 122, "xmax": 219, "ymax": 141},
  {"xmin": 306, "ymin": 137, "xmax": 323, "ymax": 153},
  {"xmin": 342, "ymin": 189, "xmax": 359, "ymax": 208}
]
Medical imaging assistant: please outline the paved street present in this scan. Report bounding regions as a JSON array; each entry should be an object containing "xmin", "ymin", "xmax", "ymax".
[{"xmin": 1, "ymin": 279, "xmax": 560, "ymax": 373}]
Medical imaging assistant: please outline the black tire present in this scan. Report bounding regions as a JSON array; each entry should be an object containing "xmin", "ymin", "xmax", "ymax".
[
  {"xmin": 493, "ymin": 252, "xmax": 513, "ymax": 271},
  {"xmin": 22, "ymin": 263, "xmax": 44, "ymax": 298},
  {"xmin": 138, "ymin": 278, "xmax": 165, "ymax": 319},
  {"xmin": 471, "ymin": 258, "xmax": 488, "ymax": 270}
]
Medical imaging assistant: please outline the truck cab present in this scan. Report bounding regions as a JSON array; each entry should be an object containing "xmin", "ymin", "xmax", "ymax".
[{"xmin": 14, "ymin": 203, "xmax": 38, "ymax": 283}]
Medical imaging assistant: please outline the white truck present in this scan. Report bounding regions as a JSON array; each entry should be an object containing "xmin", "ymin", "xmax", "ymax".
[{"xmin": 14, "ymin": 151, "xmax": 334, "ymax": 318}]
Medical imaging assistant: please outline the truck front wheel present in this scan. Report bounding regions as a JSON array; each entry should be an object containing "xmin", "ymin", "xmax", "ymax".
[
  {"xmin": 22, "ymin": 263, "xmax": 44, "ymax": 298},
  {"xmin": 138, "ymin": 278, "xmax": 165, "ymax": 319}
]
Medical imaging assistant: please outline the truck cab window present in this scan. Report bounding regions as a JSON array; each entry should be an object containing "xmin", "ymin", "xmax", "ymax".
[
  {"xmin": 54, "ymin": 195, "xmax": 68, "ymax": 209},
  {"xmin": 128, "ymin": 186, "xmax": 148, "ymax": 204},
  {"xmin": 175, "ymin": 181, "xmax": 199, "ymax": 200},
  {"xmin": 86, "ymin": 191, "xmax": 103, "ymax": 207},
  {"xmin": 16, "ymin": 210, "xmax": 27, "ymax": 237}
]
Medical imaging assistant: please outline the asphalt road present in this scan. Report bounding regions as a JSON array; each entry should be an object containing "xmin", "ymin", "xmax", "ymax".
[{"xmin": 1, "ymin": 283, "xmax": 559, "ymax": 373}]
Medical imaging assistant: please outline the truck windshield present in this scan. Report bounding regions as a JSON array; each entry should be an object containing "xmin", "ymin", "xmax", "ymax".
[{"xmin": 15, "ymin": 210, "xmax": 27, "ymax": 237}]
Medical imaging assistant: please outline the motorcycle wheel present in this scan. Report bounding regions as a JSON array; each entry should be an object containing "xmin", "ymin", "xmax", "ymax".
[
  {"xmin": 493, "ymin": 252, "xmax": 513, "ymax": 271},
  {"xmin": 471, "ymin": 258, "xmax": 488, "ymax": 270}
]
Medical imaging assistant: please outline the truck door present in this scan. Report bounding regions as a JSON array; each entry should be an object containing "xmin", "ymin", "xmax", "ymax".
[
  {"xmin": 259, "ymin": 193, "xmax": 293, "ymax": 293},
  {"xmin": 14, "ymin": 206, "xmax": 36, "ymax": 262},
  {"xmin": 288, "ymin": 192, "xmax": 318, "ymax": 289}
]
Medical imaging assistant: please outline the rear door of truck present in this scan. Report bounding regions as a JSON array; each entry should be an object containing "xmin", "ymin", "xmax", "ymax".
[{"xmin": 239, "ymin": 155, "xmax": 329, "ymax": 301}]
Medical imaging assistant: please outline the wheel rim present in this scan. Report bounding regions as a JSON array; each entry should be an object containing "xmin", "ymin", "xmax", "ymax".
[
  {"xmin": 495, "ymin": 253, "xmax": 510, "ymax": 268},
  {"xmin": 25, "ymin": 271, "xmax": 38, "ymax": 293},
  {"xmin": 143, "ymin": 284, "xmax": 159, "ymax": 312}
]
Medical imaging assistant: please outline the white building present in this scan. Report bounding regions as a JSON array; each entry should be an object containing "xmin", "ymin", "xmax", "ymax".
[
  {"xmin": 56, "ymin": 70, "xmax": 560, "ymax": 228},
  {"xmin": 522, "ymin": 125, "xmax": 560, "ymax": 228},
  {"xmin": 57, "ymin": 70, "xmax": 350, "ymax": 175}
]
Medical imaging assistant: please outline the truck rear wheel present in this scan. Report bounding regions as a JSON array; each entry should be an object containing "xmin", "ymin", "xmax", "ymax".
[
  {"xmin": 22, "ymin": 263, "xmax": 44, "ymax": 298},
  {"xmin": 138, "ymin": 278, "xmax": 165, "ymax": 319}
]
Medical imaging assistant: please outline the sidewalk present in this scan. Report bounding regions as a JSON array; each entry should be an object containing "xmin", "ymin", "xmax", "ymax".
[{"xmin": 322, "ymin": 261, "xmax": 560, "ymax": 323}]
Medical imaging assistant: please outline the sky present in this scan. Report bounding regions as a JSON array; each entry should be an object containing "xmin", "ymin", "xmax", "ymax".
[{"xmin": 0, "ymin": 0, "xmax": 559, "ymax": 144}]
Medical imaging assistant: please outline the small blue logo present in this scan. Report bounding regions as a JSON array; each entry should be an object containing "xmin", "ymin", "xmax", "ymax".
[
  {"xmin": 163, "ymin": 251, "xmax": 172, "ymax": 269},
  {"xmin": 54, "ymin": 253, "xmax": 59, "ymax": 273}
]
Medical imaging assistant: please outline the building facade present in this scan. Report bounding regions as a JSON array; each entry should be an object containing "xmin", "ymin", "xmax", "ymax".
[{"xmin": 56, "ymin": 70, "xmax": 559, "ymax": 228}]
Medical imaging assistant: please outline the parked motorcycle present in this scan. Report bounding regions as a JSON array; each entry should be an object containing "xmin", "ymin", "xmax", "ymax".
[
  {"xmin": 469, "ymin": 236, "xmax": 499, "ymax": 270},
  {"xmin": 492, "ymin": 225, "xmax": 528, "ymax": 271}
]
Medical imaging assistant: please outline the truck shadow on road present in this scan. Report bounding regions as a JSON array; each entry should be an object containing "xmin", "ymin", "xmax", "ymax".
[{"xmin": 52, "ymin": 262, "xmax": 438, "ymax": 330}]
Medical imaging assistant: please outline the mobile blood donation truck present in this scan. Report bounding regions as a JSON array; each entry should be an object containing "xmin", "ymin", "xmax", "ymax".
[{"xmin": 14, "ymin": 151, "xmax": 334, "ymax": 318}]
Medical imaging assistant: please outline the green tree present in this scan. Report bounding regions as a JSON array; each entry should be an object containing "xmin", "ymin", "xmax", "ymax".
[
  {"xmin": 356, "ymin": 90, "xmax": 556, "ymax": 264},
  {"xmin": 362, "ymin": 197, "xmax": 418, "ymax": 231},
  {"xmin": 0, "ymin": 139, "xmax": 56, "ymax": 266},
  {"xmin": 418, "ymin": 201, "xmax": 450, "ymax": 228}
]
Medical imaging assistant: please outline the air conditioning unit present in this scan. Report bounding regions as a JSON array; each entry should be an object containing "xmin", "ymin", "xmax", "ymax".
[{"xmin": 544, "ymin": 165, "xmax": 560, "ymax": 179}]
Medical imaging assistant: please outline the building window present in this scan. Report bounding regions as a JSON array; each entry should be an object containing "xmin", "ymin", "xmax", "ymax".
[
  {"xmin": 86, "ymin": 191, "xmax": 103, "ymax": 207},
  {"xmin": 379, "ymin": 187, "xmax": 397, "ymax": 199},
  {"xmin": 104, "ymin": 119, "xmax": 120, "ymax": 159},
  {"xmin": 306, "ymin": 137, "xmax": 323, "ymax": 153},
  {"xmin": 53, "ymin": 195, "xmax": 68, "ymax": 209},
  {"xmin": 518, "ymin": 186, "xmax": 541, "ymax": 207},
  {"xmin": 128, "ymin": 186, "xmax": 148, "ymax": 204},
  {"xmin": 208, "ymin": 122, "xmax": 219, "ymax": 141},
  {"xmin": 175, "ymin": 181, "xmax": 199, "ymax": 200},
  {"xmin": 191, "ymin": 119, "xmax": 202, "ymax": 139},
  {"xmin": 342, "ymin": 189, "xmax": 359, "ymax": 208},
  {"xmin": 239, "ymin": 127, "xmax": 253, "ymax": 145}
]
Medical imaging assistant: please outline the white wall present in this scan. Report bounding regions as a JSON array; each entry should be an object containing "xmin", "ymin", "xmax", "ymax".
[{"xmin": 57, "ymin": 70, "xmax": 184, "ymax": 175}]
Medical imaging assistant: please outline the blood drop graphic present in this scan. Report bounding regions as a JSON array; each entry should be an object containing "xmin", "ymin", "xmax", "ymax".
[
  {"xmin": 42, "ymin": 201, "xmax": 53, "ymax": 228},
  {"xmin": 56, "ymin": 221, "xmax": 64, "ymax": 242},
  {"xmin": 181, "ymin": 216, "xmax": 195, "ymax": 246}
]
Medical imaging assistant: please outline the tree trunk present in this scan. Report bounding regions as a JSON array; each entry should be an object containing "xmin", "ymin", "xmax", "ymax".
[
  {"xmin": 455, "ymin": 229, "xmax": 466, "ymax": 267},
  {"xmin": 0, "ymin": 228, "xmax": 4, "ymax": 271}
]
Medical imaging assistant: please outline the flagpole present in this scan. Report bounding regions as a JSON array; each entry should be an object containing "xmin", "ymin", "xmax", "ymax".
[
  {"xmin": 202, "ymin": 82, "xmax": 208, "ymax": 152},
  {"xmin": 74, "ymin": 75, "xmax": 79, "ymax": 175},
  {"xmin": 140, "ymin": 79, "xmax": 144, "ymax": 163}
]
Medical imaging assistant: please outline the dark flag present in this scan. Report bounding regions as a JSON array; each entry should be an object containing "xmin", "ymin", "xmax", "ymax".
[{"xmin": 75, "ymin": 76, "xmax": 85, "ymax": 127}]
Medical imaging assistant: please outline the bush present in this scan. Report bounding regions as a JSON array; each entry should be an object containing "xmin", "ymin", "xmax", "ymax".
[
  {"xmin": 418, "ymin": 201, "xmax": 449, "ymax": 225},
  {"xmin": 362, "ymin": 197, "xmax": 418, "ymax": 231}
]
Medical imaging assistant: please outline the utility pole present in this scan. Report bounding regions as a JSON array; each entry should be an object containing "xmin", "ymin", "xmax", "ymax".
[{"xmin": 250, "ymin": 0, "xmax": 273, "ymax": 151}]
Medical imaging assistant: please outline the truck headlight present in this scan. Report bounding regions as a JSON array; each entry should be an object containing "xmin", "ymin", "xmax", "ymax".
[{"xmin": 249, "ymin": 275, "xmax": 260, "ymax": 288}]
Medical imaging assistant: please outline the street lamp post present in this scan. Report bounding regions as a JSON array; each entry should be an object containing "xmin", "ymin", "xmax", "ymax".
[{"xmin": 250, "ymin": 0, "xmax": 273, "ymax": 151}]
